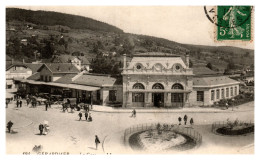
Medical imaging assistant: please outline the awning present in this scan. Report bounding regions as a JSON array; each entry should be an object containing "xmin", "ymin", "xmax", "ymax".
[
  {"xmin": 16, "ymin": 79, "xmax": 100, "ymax": 91},
  {"xmin": 6, "ymin": 92, "xmax": 14, "ymax": 99}
]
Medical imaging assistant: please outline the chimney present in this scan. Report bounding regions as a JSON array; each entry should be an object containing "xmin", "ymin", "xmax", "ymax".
[
  {"xmin": 185, "ymin": 52, "xmax": 190, "ymax": 68},
  {"xmin": 123, "ymin": 54, "xmax": 127, "ymax": 69},
  {"xmin": 23, "ymin": 59, "xmax": 25, "ymax": 64}
]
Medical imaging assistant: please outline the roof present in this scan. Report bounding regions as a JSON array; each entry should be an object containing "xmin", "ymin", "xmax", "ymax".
[
  {"xmin": 6, "ymin": 63, "xmax": 30, "ymax": 71},
  {"xmin": 52, "ymin": 55, "xmax": 90, "ymax": 64},
  {"xmin": 27, "ymin": 72, "xmax": 41, "ymax": 80},
  {"xmin": 193, "ymin": 76, "xmax": 240, "ymax": 88},
  {"xmin": 24, "ymin": 63, "xmax": 43, "ymax": 73},
  {"xmin": 73, "ymin": 74, "xmax": 119, "ymax": 87},
  {"xmin": 133, "ymin": 52, "xmax": 180, "ymax": 57},
  {"xmin": 53, "ymin": 74, "xmax": 77, "ymax": 84},
  {"xmin": 39, "ymin": 63, "xmax": 80, "ymax": 74},
  {"xmin": 193, "ymin": 67, "xmax": 218, "ymax": 76}
]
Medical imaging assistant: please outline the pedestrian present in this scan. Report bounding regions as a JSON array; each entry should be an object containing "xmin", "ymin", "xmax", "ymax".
[
  {"xmin": 45, "ymin": 102, "xmax": 48, "ymax": 111},
  {"xmin": 226, "ymin": 102, "xmax": 229, "ymax": 109},
  {"xmin": 132, "ymin": 109, "xmax": 136, "ymax": 117},
  {"xmin": 39, "ymin": 123, "xmax": 44, "ymax": 135},
  {"xmin": 190, "ymin": 118, "xmax": 194, "ymax": 126},
  {"xmin": 6, "ymin": 100, "xmax": 9, "ymax": 108},
  {"xmin": 78, "ymin": 112, "xmax": 82, "ymax": 121},
  {"xmin": 95, "ymin": 135, "xmax": 100, "ymax": 150},
  {"xmin": 7, "ymin": 121, "xmax": 13, "ymax": 133},
  {"xmin": 184, "ymin": 115, "xmax": 188, "ymax": 125},
  {"xmin": 85, "ymin": 112, "xmax": 89, "ymax": 121},
  {"xmin": 26, "ymin": 98, "xmax": 30, "ymax": 106},
  {"xmin": 19, "ymin": 100, "xmax": 22, "ymax": 108},
  {"xmin": 16, "ymin": 100, "xmax": 19, "ymax": 108},
  {"xmin": 178, "ymin": 117, "xmax": 182, "ymax": 125},
  {"xmin": 88, "ymin": 113, "xmax": 92, "ymax": 122}
]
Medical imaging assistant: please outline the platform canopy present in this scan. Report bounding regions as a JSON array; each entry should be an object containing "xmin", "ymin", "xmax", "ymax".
[{"xmin": 15, "ymin": 79, "xmax": 100, "ymax": 91}]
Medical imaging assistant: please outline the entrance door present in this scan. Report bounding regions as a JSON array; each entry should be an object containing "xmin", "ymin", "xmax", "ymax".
[
  {"xmin": 153, "ymin": 93, "xmax": 164, "ymax": 107},
  {"xmin": 171, "ymin": 93, "xmax": 184, "ymax": 108}
]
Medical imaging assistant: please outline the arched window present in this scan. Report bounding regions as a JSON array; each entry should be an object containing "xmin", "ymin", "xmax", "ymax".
[
  {"xmin": 132, "ymin": 83, "xmax": 145, "ymax": 103},
  {"xmin": 133, "ymin": 83, "xmax": 145, "ymax": 89},
  {"xmin": 152, "ymin": 83, "xmax": 164, "ymax": 89},
  {"xmin": 172, "ymin": 83, "xmax": 184, "ymax": 90}
]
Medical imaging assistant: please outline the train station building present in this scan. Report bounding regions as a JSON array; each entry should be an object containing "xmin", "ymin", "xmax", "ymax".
[{"xmin": 121, "ymin": 53, "xmax": 240, "ymax": 108}]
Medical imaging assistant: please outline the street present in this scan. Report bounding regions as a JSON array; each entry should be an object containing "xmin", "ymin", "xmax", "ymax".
[{"xmin": 6, "ymin": 100, "xmax": 254, "ymax": 154}]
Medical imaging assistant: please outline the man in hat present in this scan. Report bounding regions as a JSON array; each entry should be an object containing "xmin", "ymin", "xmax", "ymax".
[
  {"xmin": 7, "ymin": 121, "xmax": 13, "ymax": 133},
  {"xmin": 95, "ymin": 135, "xmax": 100, "ymax": 150},
  {"xmin": 178, "ymin": 117, "xmax": 182, "ymax": 125},
  {"xmin": 78, "ymin": 112, "xmax": 82, "ymax": 121},
  {"xmin": 39, "ymin": 123, "xmax": 44, "ymax": 135}
]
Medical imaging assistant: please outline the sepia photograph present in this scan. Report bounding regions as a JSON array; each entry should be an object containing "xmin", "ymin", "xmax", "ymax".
[{"xmin": 4, "ymin": 4, "xmax": 255, "ymax": 156}]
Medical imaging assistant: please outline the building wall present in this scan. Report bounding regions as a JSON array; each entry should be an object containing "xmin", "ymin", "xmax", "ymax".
[
  {"xmin": 122, "ymin": 74, "xmax": 192, "ymax": 108},
  {"xmin": 192, "ymin": 84, "xmax": 240, "ymax": 106},
  {"xmin": 6, "ymin": 66, "xmax": 32, "ymax": 90},
  {"xmin": 39, "ymin": 66, "xmax": 53, "ymax": 82},
  {"xmin": 6, "ymin": 66, "xmax": 32, "ymax": 79},
  {"xmin": 101, "ymin": 85, "xmax": 123, "ymax": 105}
]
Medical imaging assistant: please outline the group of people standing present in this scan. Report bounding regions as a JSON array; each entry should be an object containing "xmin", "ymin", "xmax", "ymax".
[
  {"xmin": 38, "ymin": 123, "xmax": 50, "ymax": 135},
  {"xmin": 78, "ymin": 111, "xmax": 92, "ymax": 122},
  {"xmin": 16, "ymin": 99, "xmax": 23, "ymax": 108},
  {"xmin": 178, "ymin": 114, "xmax": 194, "ymax": 126}
]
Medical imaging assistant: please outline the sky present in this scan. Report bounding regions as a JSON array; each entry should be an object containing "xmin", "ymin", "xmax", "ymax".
[{"xmin": 12, "ymin": 6, "xmax": 254, "ymax": 50}]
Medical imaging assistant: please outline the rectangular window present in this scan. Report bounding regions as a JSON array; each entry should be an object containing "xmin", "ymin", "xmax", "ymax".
[
  {"xmin": 235, "ymin": 87, "xmax": 237, "ymax": 96},
  {"xmin": 40, "ymin": 75, "xmax": 44, "ymax": 81},
  {"xmin": 49, "ymin": 76, "xmax": 52, "ymax": 82},
  {"xmin": 216, "ymin": 89, "xmax": 220, "ymax": 99},
  {"xmin": 226, "ymin": 88, "xmax": 229, "ymax": 98},
  {"xmin": 197, "ymin": 91, "xmax": 204, "ymax": 102},
  {"xmin": 171, "ymin": 93, "xmax": 183, "ymax": 102},
  {"xmin": 211, "ymin": 90, "xmax": 215, "ymax": 101},
  {"xmin": 221, "ymin": 89, "xmax": 224, "ymax": 99},
  {"xmin": 109, "ymin": 90, "xmax": 117, "ymax": 102},
  {"xmin": 231, "ymin": 87, "xmax": 233, "ymax": 96},
  {"xmin": 132, "ymin": 93, "xmax": 144, "ymax": 102},
  {"xmin": 45, "ymin": 76, "xmax": 48, "ymax": 82}
]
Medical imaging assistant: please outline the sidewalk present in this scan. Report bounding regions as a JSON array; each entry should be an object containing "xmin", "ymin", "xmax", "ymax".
[{"xmin": 92, "ymin": 101, "xmax": 254, "ymax": 113}]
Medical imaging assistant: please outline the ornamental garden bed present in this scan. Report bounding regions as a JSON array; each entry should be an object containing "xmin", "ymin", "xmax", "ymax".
[
  {"xmin": 214, "ymin": 120, "xmax": 254, "ymax": 136},
  {"xmin": 128, "ymin": 124, "xmax": 199, "ymax": 152}
]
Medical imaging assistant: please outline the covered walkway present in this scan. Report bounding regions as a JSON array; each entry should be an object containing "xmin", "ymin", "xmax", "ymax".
[{"xmin": 14, "ymin": 78, "xmax": 100, "ymax": 91}]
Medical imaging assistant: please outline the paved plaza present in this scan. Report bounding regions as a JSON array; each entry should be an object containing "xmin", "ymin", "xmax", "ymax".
[{"xmin": 6, "ymin": 100, "xmax": 254, "ymax": 154}]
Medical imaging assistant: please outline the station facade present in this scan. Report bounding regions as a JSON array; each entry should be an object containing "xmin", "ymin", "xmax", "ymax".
[{"xmin": 122, "ymin": 53, "xmax": 240, "ymax": 108}]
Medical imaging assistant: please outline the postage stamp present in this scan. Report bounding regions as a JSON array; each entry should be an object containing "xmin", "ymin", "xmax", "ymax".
[
  {"xmin": 217, "ymin": 6, "xmax": 252, "ymax": 41},
  {"xmin": 204, "ymin": 6, "xmax": 253, "ymax": 41}
]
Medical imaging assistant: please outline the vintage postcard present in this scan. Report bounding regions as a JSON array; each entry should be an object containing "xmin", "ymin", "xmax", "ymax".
[{"xmin": 5, "ymin": 5, "xmax": 254, "ymax": 155}]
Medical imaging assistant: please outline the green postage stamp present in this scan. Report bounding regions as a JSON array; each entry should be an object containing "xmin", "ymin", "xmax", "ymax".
[{"xmin": 217, "ymin": 6, "xmax": 252, "ymax": 41}]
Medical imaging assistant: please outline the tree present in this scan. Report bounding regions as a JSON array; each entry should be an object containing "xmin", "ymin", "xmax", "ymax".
[{"xmin": 206, "ymin": 63, "xmax": 213, "ymax": 70}]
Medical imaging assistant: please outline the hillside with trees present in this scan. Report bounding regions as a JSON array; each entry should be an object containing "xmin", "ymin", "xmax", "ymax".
[{"xmin": 6, "ymin": 8, "xmax": 254, "ymax": 75}]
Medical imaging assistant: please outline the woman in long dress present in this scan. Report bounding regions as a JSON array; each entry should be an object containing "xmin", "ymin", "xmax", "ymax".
[{"xmin": 223, "ymin": 6, "xmax": 247, "ymax": 38}]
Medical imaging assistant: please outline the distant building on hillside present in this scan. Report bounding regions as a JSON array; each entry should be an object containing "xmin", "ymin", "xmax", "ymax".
[{"xmin": 51, "ymin": 55, "xmax": 90, "ymax": 71}]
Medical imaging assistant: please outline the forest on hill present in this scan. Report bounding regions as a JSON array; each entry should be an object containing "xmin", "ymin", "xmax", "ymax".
[
  {"xmin": 6, "ymin": 8, "xmax": 254, "ymax": 75},
  {"xmin": 6, "ymin": 8, "xmax": 123, "ymax": 33}
]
